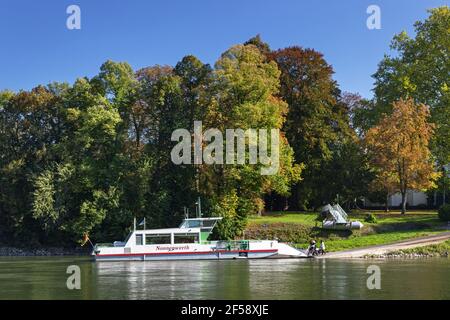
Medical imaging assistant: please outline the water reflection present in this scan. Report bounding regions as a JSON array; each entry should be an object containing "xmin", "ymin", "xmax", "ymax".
[{"xmin": 0, "ymin": 257, "xmax": 449, "ymax": 299}]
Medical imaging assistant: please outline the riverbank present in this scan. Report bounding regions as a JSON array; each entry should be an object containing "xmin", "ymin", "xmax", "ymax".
[
  {"xmin": 246, "ymin": 210, "xmax": 448, "ymax": 252},
  {"xmin": 366, "ymin": 239, "xmax": 450, "ymax": 258},
  {"xmin": 318, "ymin": 232, "xmax": 450, "ymax": 259},
  {"xmin": 2, "ymin": 210, "xmax": 446, "ymax": 257},
  {"xmin": 0, "ymin": 246, "xmax": 90, "ymax": 256}
]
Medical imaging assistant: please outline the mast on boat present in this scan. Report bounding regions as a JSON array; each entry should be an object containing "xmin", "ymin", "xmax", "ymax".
[{"xmin": 196, "ymin": 197, "xmax": 202, "ymax": 218}]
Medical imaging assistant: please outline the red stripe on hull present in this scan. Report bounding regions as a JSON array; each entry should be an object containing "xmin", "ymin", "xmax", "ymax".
[{"xmin": 96, "ymin": 249, "xmax": 278, "ymax": 258}]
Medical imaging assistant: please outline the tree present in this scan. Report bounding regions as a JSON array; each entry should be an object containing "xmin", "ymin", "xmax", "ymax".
[
  {"xmin": 205, "ymin": 44, "xmax": 302, "ymax": 237},
  {"xmin": 135, "ymin": 62, "xmax": 203, "ymax": 228},
  {"xmin": 244, "ymin": 34, "xmax": 271, "ymax": 58},
  {"xmin": 268, "ymin": 46, "xmax": 350, "ymax": 209},
  {"xmin": 367, "ymin": 169, "xmax": 398, "ymax": 212},
  {"xmin": 373, "ymin": 6, "xmax": 450, "ymax": 191},
  {"xmin": 341, "ymin": 92, "xmax": 377, "ymax": 138},
  {"xmin": 0, "ymin": 85, "xmax": 71, "ymax": 244},
  {"xmin": 365, "ymin": 98, "xmax": 439, "ymax": 214},
  {"xmin": 316, "ymin": 135, "xmax": 374, "ymax": 210}
]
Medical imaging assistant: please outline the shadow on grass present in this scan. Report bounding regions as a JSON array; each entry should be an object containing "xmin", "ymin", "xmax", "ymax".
[{"xmin": 309, "ymin": 226, "xmax": 353, "ymax": 238}]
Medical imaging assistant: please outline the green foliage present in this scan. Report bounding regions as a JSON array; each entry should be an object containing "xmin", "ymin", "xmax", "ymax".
[
  {"xmin": 373, "ymin": 6, "xmax": 450, "ymax": 165},
  {"xmin": 211, "ymin": 191, "xmax": 241, "ymax": 240},
  {"xmin": 205, "ymin": 44, "xmax": 302, "ymax": 238},
  {"xmin": 244, "ymin": 34, "xmax": 271, "ymax": 57},
  {"xmin": 32, "ymin": 164, "xmax": 74, "ymax": 232},
  {"xmin": 245, "ymin": 222, "xmax": 313, "ymax": 244},
  {"xmin": 76, "ymin": 105, "xmax": 122, "ymax": 150},
  {"xmin": 268, "ymin": 47, "xmax": 369, "ymax": 209},
  {"xmin": 438, "ymin": 204, "xmax": 450, "ymax": 222},
  {"xmin": 73, "ymin": 187, "xmax": 120, "ymax": 237},
  {"xmin": 364, "ymin": 213, "xmax": 378, "ymax": 224}
]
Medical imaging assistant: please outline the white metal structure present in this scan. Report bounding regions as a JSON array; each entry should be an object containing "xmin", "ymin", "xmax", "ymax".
[{"xmin": 321, "ymin": 204, "xmax": 363, "ymax": 230}]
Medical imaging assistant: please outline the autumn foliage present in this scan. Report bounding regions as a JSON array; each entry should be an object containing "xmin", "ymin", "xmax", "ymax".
[{"xmin": 365, "ymin": 98, "xmax": 440, "ymax": 213}]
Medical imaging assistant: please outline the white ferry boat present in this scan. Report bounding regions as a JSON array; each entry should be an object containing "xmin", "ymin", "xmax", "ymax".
[{"xmin": 93, "ymin": 215, "xmax": 307, "ymax": 261}]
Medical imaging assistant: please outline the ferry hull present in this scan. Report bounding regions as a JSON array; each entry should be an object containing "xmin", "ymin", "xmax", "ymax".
[{"xmin": 94, "ymin": 249, "xmax": 278, "ymax": 261}]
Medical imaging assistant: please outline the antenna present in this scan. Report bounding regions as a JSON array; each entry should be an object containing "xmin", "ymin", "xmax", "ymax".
[
  {"xmin": 195, "ymin": 200, "xmax": 198, "ymax": 218},
  {"xmin": 194, "ymin": 198, "xmax": 201, "ymax": 218},
  {"xmin": 198, "ymin": 197, "xmax": 202, "ymax": 218}
]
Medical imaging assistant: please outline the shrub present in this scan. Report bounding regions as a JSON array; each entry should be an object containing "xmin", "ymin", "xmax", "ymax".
[
  {"xmin": 316, "ymin": 212, "xmax": 325, "ymax": 222},
  {"xmin": 244, "ymin": 223, "xmax": 312, "ymax": 244},
  {"xmin": 364, "ymin": 213, "xmax": 378, "ymax": 224},
  {"xmin": 438, "ymin": 204, "xmax": 450, "ymax": 222}
]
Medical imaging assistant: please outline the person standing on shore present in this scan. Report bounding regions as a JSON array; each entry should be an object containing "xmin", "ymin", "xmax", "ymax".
[
  {"xmin": 319, "ymin": 240, "xmax": 326, "ymax": 255},
  {"xmin": 308, "ymin": 240, "xmax": 316, "ymax": 256}
]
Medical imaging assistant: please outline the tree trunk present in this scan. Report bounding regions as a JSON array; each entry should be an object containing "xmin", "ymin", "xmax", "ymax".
[
  {"xmin": 385, "ymin": 194, "xmax": 390, "ymax": 212},
  {"xmin": 434, "ymin": 191, "xmax": 437, "ymax": 207},
  {"xmin": 401, "ymin": 192, "xmax": 407, "ymax": 214}
]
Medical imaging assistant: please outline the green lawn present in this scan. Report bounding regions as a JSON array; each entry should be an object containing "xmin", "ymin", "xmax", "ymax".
[
  {"xmin": 246, "ymin": 210, "xmax": 445, "ymax": 252},
  {"xmin": 310, "ymin": 229, "xmax": 443, "ymax": 252},
  {"xmin": 249, "ymin": 210, "xmax": 440, "ymax": 226},
  {"xmin": 354, "ymin": 209, "xmax": 437, "ymax": 215},
  {"xmin": 249, "ymin": 212, "xmax": 318, "ymax": 226}
]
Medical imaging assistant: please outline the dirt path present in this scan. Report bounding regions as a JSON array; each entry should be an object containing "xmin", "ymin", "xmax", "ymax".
[{"xmin": 317, "ymin": 231, "xmax": 450, "ymax": 259}]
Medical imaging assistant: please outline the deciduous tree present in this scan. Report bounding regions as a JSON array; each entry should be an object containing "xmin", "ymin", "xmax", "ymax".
[
  {"xmin": 373, "ymin": 7, "xmax": 450, "ymax": 196},
  {"xmin": 365, "ymin": 98, "xmax": 439, "ymax": 214},
  {"xmin": 268, "ymin": 46, "xmax": 350, "ymax": 209}
]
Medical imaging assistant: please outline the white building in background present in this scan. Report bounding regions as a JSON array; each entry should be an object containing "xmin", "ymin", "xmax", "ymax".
[
  {"xmin": 364, "ymin": 165, "xmax": 450, "ymax": 208},
  {"xmin": 388, "ymin": 190, "xmax": 428, "ymax": 207},
  {"xmin": 364, "ymin": 190, "xmax": 428, "ymax": 208}
]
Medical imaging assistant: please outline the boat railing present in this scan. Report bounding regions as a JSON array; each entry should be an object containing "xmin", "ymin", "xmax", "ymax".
[
  {"xmin": 214, "ymin": 240, "xmax": 249, "ymax": 251},
  {"xmin": 95, "ymin": 241, "xmax": 126, "ymax": 248},
  {"xmin": 95, "ymin": 243, "xmax": 114, "ymax": 247}
]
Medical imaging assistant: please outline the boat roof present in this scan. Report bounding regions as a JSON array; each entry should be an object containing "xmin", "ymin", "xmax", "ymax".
[
  {"xmin": 135, "ymin": 227, "xmax": 201, "ymax": 234},
  {"xmin": 132, "ymin": 217, "xmax": 223, "ymax": 234},
  {"xmin": 183, "ymin": 217, "xmax": 223, "ymax": 221}
]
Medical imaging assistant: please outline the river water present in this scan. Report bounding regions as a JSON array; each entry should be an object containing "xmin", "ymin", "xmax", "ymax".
[{"xmin": 0, "ymin": 257, "xmax": 449, "ymax": 299}]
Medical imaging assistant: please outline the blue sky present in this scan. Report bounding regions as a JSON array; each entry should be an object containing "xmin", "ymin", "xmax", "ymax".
[{"xmin": 0, "ymin": 0, "xmax": 448, "ymax": 98}]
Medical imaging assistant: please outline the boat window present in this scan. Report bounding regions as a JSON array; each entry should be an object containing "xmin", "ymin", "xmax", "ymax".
[
  {"xmin": 174, "ymin": 233, "xmax": 199, "ymax": 244},
  {"xmin": 136, "ymin": 234, "xmax": 143, "ymax": 246},
  {"xmin": 146, "ymin": 234, "xmax": 171, "ymax": 245},
  {"xmin": 124, "ymin": 232, "xmax": 132, "ymax": 244},
  {"xmin": 186, "ymin": 220, "xmax": 201, "ymax": 228},
  {"xmin": 201, "ymin": 220, "xmax": 217, "ymax": 228}
]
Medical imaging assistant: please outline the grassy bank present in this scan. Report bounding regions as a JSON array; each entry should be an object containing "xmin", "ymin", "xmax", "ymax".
[
  {"xmin": 246, "ymin": 210, "xmax": 446, "ymax": 252},
  {"xmin": 385, "ymin": 240, "xmax": 450, "ymax": 258}
]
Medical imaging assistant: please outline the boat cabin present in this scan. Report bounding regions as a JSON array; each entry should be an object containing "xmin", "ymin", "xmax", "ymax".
[{"xmin": 116, "ymin": 217, "xmax": 223, "ymax": 247}]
